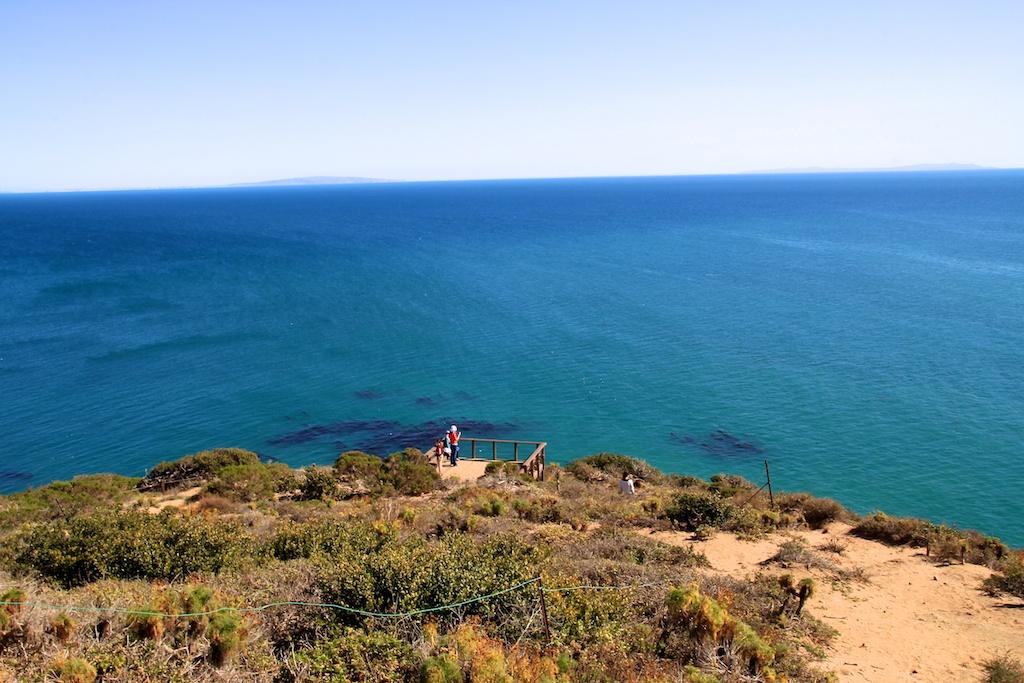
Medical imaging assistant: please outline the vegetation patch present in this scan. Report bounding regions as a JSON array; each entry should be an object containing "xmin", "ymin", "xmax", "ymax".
[
  {"xmin": 13, "ymin": 510, "xmax": 258, "ymax": 587},
  {"xmin": 140, "ymin": 448, "xmax": 261, "ymax": 490}
]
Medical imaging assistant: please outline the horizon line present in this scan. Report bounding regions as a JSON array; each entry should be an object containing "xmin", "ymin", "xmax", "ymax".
[{"xmin": 2, "ymin": 165, "xmax": 1020, "ymax": 196}]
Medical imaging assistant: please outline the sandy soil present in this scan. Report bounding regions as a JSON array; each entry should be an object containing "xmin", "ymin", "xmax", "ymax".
[
  {"xmin": 436, "ymin": 458, "xmax": 489, "ymax": 483},
  {"xmin": 143, "ymin": 485, "xmax": 203, "ymax": 514},
  {"xmin": 644, "ymin": 524, "xmax": 1023, "ymax": 682}
]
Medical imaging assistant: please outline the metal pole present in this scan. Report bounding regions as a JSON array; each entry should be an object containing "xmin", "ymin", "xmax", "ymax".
[
  {"xmin": 537, "ymin": 575, "xmax": 552, "ymax": 645},
  {"xmin": 764, "ymin": 459, "xmax": 775, "ymax": 509},
  {"xmin": 492, "ymin": 441, "xmax": 497, "ymax": 460},
  {"xmin": 513, "ymin": 442, "xmax": 519, "ymax": 462},
  {"xmin": 470, "ymin": 439, "xmax": 476, "ymax": 459}
]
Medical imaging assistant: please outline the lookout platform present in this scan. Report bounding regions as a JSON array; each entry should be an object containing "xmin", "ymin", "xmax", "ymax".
[{"xmin": 427, "ymin": 437, "xmax": 547, "ymax": 482}]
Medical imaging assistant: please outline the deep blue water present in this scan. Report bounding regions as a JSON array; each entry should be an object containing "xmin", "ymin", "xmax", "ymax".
[{"xmin": 2, "ymin": 173, "xmax": 1023, "ymax": 543}]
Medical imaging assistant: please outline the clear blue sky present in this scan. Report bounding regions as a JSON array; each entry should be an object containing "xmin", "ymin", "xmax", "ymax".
[{"xmin": 2, "ymin": 1, "xmax": 1022, "ymax": 191}]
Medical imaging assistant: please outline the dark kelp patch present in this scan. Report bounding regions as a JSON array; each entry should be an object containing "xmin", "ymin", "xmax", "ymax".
[
  {"xmin": 670, "ymin": 429, "xmax": 764, "ymax": 457},
  {"xmin": 268, "ymin": 418, "xmax": 519, "ymax": 453},
  {"xmin": 354, "ymin": 389, "xmax": 383, "ymax": 400}
]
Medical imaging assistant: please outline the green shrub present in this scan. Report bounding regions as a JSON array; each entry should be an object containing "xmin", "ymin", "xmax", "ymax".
[
  {"xmin": 315, "ymin": 533, "xmax": 538, "ymax": 630},
  {"xmin": 53, "ymin": 658, "xmax": 96, "ymax": 683},
  {"xmin": 671, "ymin": 475, "xmax": 708, "ymax": 489},
  {"xmin": 300, "ymin": 467, "xmax": 339, "ymax": 501},
  {"xmin": 544, "ymin": 579, "xmax": 653, "ymax": 651},
  {"xmin": 983, "ymin": 653, "xmax": 1024, "ymax": 683},
  {"xmin": 665, "ymin": 492, "xmax": 734, "ymax": 531},
  {"xmin": 269, "ymin": 520, "xmax": 397, "ymax": 561},
  {"xmin": 383, "ymin": 449, "xmax": 440, "ymax": 496},
  {"xmin": 723, "ymin": 505, "xmax": 768, "ymax": 537},
  {"xmin": 853, "ymin": 513, "xmax": 1010, "ymax": 569},
  {"xmin": 208, "ymin": 610, "xmax": 245, "ymax": 666},
  {"xmin": 511, "ymin": 497, "xmax": 563, "ymax": 523},
  {"xmin": 422, "ymin": 654, "xmax": 464, "ymax": 682},
  {"xmin": 143, "ymin": 448, "xmax": 261, "ymax": 487},
  {"xmin": 181, "ymin": 585, "xmax": 215, "ymax": 636},
  {"xmin": 566, "ymin": 454, "xmax": 660, "ymax": 482},
  {"xmin": 0, "ymin": 475, "xmax": 138, "ymax": 531},
  {"xmin": 984, "ymin": 556, "xmax": 1024, "ymax": 599},
  {"xmin": 206, "ymin": 463, "xmax": 277, "ymax": 502},
  {"xmin": 0, "ymin": 588, "xmax": 26, "ymax": 631},
  {"xmin": 483, "ymin": 461, "xmax": 530, "ymax": 482},
  {"xmin": 850, "ymin": 512, "xmax": 930, "ymax": 546},
  {"xmin": 662, "ymin": 584, "xmax": 776, "ymax": 676},
  {"xmin": 296, "ymin": 628, "xmax": 421, "ymax": 681},
  {"xmin": 708, "ymin": 474, "xmax": 754, "ymax": 498},
  {"xmin": 128, "ymin": 604, "xmax": 167, "ymax": 641},
  {"xmin": 328, "ymin": 449, "xmax": 439, "ymax": 497},
  {"xmin": 48, "ymin": 612, "xmax": 75, "ymax": 642},
  {"xmin": 334, "ymin": 451, "xmax": 385, "ymax": 482},
  {"xmin": 797, "ymin": 497, "xmax": 847, "ymax": 529},
  {"xmin": 16, "ymin": 510, "xmax": 258, "ymax": 587},
  {"xmin": 561, "ymin": 526, "xmax": 708, "ymax": 567},
  {"xmin": 474, "ymin": 495, "xmax": 506, "ymax": 517}
]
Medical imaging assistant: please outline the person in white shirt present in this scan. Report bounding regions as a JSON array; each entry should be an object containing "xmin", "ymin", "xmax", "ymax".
[{"xmin": 619, "ymin": 472, "xmax": 636, "ymax": 495}]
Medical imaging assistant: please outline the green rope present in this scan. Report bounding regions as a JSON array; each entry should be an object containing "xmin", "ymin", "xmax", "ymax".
[
  {"xmin": 540, "ymin": 581, "xmax": 666, "ymax": 593},
  {"xmin": 0, "ymin": 577, "xmax": 539, "ymax": 620}
]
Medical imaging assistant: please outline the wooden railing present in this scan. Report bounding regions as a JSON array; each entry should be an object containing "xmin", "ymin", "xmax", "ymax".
[{"xmin": 427, "ymin": 437, "xmax": 547, "ymax": 481}]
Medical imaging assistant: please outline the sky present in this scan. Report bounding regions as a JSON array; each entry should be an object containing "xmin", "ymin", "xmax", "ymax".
[{"xmin": 1, "ymin": 1, "xmax": 1022, "ymax": 192}]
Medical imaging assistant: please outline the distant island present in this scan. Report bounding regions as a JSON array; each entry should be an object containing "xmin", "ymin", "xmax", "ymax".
[
  {"xmin": 230, "ymin": 176, "xmax": 396, "ymax": 187},
  {"xmin": 750, "ymin": 163, "xmax": 994, "ymax": 174}
]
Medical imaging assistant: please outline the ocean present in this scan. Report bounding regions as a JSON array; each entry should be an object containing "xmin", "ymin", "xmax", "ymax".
[{"xmin": 2, "ymin": 172, "xmax": 1023, "ymax": 544}]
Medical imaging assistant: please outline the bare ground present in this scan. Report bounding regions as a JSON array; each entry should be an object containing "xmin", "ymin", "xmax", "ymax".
[{"xmin": 644, "ymin": 524, "xmax": 1024, "ymax": 682}]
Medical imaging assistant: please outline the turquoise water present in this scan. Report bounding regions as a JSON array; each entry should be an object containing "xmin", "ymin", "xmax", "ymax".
[{"xmin": 2, "ymin": 173, "xmax": 1023, "ymax": 543}]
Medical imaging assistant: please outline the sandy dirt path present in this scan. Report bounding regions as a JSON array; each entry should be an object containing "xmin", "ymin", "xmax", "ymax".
[{"xmin": 644, "ymin": 524, "xmax": 1024, "ymax": 682}]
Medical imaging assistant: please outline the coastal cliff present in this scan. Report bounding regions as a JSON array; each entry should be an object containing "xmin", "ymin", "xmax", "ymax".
[{"xmin": 1, "ymin": 449, "xmax": 1021, "ymax": 682}]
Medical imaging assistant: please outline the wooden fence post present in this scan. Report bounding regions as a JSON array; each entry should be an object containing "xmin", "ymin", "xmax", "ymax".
[{"xmin": 537, "ymin": 575, "xmax": 552, "ymax": 645}]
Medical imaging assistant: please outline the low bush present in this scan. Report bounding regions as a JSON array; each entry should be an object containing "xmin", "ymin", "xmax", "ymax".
[
  {"xmin": 300, "ymin": 467, "xmax": 340, "ymax": 501},
  {"xmin": 511, "ymin": 497, "xmax": 563, "ymax": 523},
  {"xmin": 984, "ymin": 653, "xmax": 1024, "ymax": 683},
  {"xmin": 296, "ymin": 628, "xmax": 421, "ymax": 681},
  {"xmin": 661, "ymin": 584, "xmax": 776, "ymax": 678},
  {"xmin": 566, "ymin": 453, "xmax": 661, "ymax": 482},
  {"xmin": 329, "ymin": 449, "xmax": 439, "ymax": 497},
  {"xmin": 0, "ymin": 475, "xmax": 138, "ymax": 530},
  {"xmin": 484, "ymin": 461, "xmax": 530, "ymax": 482},
  {"xmin": 983, "ymin": 555, "xmax": 1024, "ymax": 599},
  {"xmin": 670, "ymin": 475, "xmax": 707, "ymax": 489},
  {"xmin": 208, "ymin": 610, "xmax": 246, "ymax": 666},
  {"xmin": 15, "ymin": 510, "xmax": 258, "ymax": 587},
  {"xmin": 474, "ymin": 494, "xmax": 506, "ymax": 517},
  {"xmin": 383, "ymin": 449, "xmax": 439, "ymax": 496},
  {"xmin": 142, "ymin": 448, "xmax": 261, "ymax": 488},
  {"xmin": 664, "ymin": 492, "xmax": 733, "ymax": 531},
  {"xmin": 48, "ymin": 612, "xmax": 75, "ymax": 642},
  {"xmin": 52, "ymin": 658, "xmax": 96, "ymax": 683},
  {"xmin": 853, "ymin": 513, "xmax": 1010, "ymax": 569},
  {"xmin": 206, "ymin": 463, "xmax": 279, "ymax": 501},
  {"xmin": 556, "ymin": 526, "xmax": 708, "ymax": 567},
  {"xmin": 0, "ymin": 588, "xmax": 26, "ymax": 631},
  {"xmin": 798, "ymin": 497, "xmax": 847, "ymax": 529},
  {"xmin": 851, "ymin": 512, "xmax": 930, "ymax": 546},
  {"xmin": 708, "ymin": 474, "xmax": 755, "ymax": 498},
  {"xmin": 269, "ymin": 520, "xmax": 397, "ymax": 561},
  {"xmin": 315, "ymin": 532, "xmax": 539, "ymax": 631},
  {"xmin": 766, "ymin": 539, "xmax": 838, "ymax": 573},
  {"xmin": 723, "ymin": 505, "xmax": 770, "ymax": 538},
  {"xmin": 334, "ymin": 450, "xmax": 384, "ymax": 482}
]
